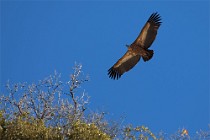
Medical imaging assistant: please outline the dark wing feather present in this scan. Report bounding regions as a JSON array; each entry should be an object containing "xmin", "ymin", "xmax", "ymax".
[
  {"xmin": 133, "ymin": 12, "xmax": 162, "ymax": 49},
  {"xmin": 108, "ymin": 50, "xmax": 141, "ymax": 80}
]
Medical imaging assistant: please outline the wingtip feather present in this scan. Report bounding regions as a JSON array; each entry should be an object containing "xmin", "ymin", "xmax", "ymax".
[
  {"xmin": 148, "ymin": 12, "xmax": 162, "ymax": 26},
  {"xmin": 108, "ymin": 67, "xmax": 121, "ymax": 80}
]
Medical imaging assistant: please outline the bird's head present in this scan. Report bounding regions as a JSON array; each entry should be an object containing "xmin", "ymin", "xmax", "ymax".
[{"xmin": 125, "ymin": 44, "xmax": 130, "ymax": 48}]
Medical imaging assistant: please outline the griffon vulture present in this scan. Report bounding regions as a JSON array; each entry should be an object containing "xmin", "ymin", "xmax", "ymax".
[{"xmin": 108, "ymin": 12, "xmax": 162, "ymax": 80}]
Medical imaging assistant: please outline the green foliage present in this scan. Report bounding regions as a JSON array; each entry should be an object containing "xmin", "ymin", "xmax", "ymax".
[
  {"xmin": 0, "ymin": 115, "xmax": 62, "ymax": 140},
  {"xmin": 0, "ymin": 111, "xmax": 5, "ymax": 139},
  {"xmin": 123, "ymin": 125, "xmax": 157, "ymax": 140},
  {"xmin": 67, "ymin": 120, "xmax": 111, "ymax": 140},
  {"xmin": 0, "ymin": 115, "xmax": 111, "ymax": 140},
  {"xmin": 0, "ymin": 64, "xmax": 112, "ymax": 140},
  {"xmin": 0, "ymin": 64, "xmax": 209, "ymax": 140}
]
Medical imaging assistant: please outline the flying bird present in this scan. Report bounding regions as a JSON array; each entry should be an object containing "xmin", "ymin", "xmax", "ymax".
[{"xmin": 108, "ymin": 12, "xmax": 162, "ymax": 80}]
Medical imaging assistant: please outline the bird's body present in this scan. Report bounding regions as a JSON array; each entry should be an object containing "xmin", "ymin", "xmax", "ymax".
[{"xmin": 108, "ymin": 12, "xmax": 162, "ymax": 80}]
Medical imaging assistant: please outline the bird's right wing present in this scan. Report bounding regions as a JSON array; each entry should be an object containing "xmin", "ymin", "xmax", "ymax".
[
  {"xmin": 133, "ymin": 12, "xmax": 162, "ymax": 49},
  {"xmin": 108, "ymin": 50, "xmax": 141, "ymax": 80}
]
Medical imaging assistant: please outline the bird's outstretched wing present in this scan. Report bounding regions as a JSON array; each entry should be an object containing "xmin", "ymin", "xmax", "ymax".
[
  {"xmin": 133, "ymin": 12, "xmax": 162, "ymax": 49},
  {"xmin": 108, "ymin": 50, "xmax": 141, "ymax": 80}
]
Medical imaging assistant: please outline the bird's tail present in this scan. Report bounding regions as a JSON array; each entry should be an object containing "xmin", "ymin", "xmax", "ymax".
[{"xmin": 142, "ymin": 49, "xmax": 154, "ymax": 62}]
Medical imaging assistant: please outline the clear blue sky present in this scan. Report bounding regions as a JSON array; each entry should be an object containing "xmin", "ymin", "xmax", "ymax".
[{"xmin": 1, "ymin": 0, "xmax": 209, "ymax": 135}]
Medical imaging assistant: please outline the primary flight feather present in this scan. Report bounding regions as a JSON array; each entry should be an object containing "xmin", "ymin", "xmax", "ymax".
[{"xmin": 108, "ymin": 12, "xmax": 162, "ymax": 80}]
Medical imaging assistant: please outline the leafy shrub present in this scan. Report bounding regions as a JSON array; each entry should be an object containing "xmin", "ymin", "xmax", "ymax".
[{"xmin": 0, "ymin": 64, "xmax": 209, "ymax": 140}]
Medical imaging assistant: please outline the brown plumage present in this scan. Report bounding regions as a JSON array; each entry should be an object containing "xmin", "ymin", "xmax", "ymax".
[{"xmin": 108, "ymin": 12, "xmax": 162, "ymax": 80}]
